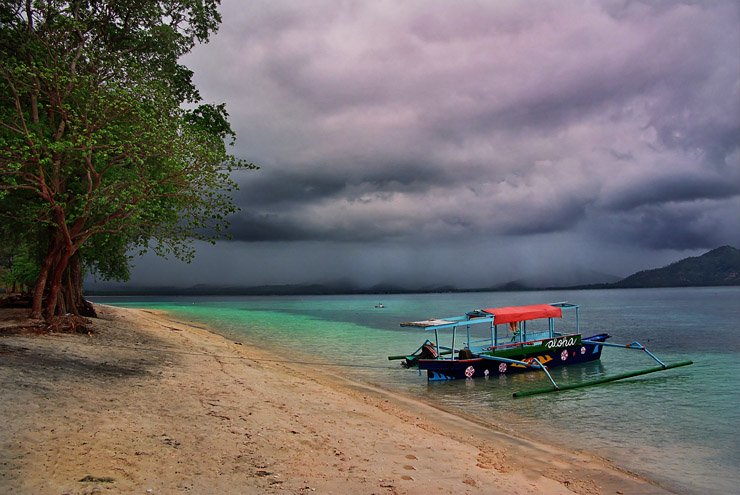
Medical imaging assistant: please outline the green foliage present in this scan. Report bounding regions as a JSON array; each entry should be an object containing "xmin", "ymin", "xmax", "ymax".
[
  {"xmin": 0, "ymin": 220, "xmax": 43, "ymax": 290},
  {"xmin": 0, "ymin": 1, "xmax": 256, "ymax": 313},
  {"xmin": 1, "ymin": 249, "xmax": 42, "ymax": 290},
  {"xmin": 79, "ymin": 231, "xmax": 133, "ymax": 282}
]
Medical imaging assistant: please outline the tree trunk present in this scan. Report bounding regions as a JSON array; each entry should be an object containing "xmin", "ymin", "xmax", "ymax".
[
  {"xmin": 43, "ymin": 246, "xmax": 74, "ymax": 320},
  {"xmin": 31, "ymin": 235, "xmax": 96, "ymax": 320},
  {"xmin": 55, "ymin": 286, "xmax": 67, "ymax": 315},
  {"xmin": 65, "ymin": 252, "xmax": 96, "ymax": 317},
  {"xmin": 63, "ymin": 267, "xmax": 78, "ymax": 316},
  {"xmin": 29, "ymin": 241, "xmax": 61, "ymax": 319}
]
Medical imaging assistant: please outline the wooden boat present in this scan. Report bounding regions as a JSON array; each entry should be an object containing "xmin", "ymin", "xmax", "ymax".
[{"xmin": 389, "ymin": 302, "xmax": 692, "ymax": 396}]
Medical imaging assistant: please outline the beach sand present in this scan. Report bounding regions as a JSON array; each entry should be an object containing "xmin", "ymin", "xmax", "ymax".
[{"xmin": 0, "ymin": 304, "xmax": 676, "ymax": 494}]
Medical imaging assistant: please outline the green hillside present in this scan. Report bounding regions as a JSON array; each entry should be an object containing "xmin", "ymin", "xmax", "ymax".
[{"xmin": 612, "ymin": 246, "xmax": 740, "ymax": 288}]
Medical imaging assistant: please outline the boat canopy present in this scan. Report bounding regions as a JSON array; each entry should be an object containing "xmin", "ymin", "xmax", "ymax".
[{"xmin": 480, "ymin": 304, "xmax": 562, "ymax": 324}]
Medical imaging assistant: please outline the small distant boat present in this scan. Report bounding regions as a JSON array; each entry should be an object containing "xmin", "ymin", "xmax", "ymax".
[
  {"xmin": 374, "ymin": 303, "xmax": 385, "ymax": 308},
  {"xmin": 389, "ymin": 302, "xmax": 692, "ymax": 396}
]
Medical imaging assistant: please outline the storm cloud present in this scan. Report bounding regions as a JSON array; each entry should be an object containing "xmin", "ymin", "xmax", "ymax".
[{"xmin": 97, "ymin": 0, "xmax": 740, "ymax": 289}]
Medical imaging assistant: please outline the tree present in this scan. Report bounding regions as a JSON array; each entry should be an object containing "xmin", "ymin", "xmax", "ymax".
[
  {"xmin": 0, "ymin": 219, "xmax": 41, "ymax": 293},
  {"xmin": 0, "ymin": 1, "xmax": 255, "ymax": 319}
]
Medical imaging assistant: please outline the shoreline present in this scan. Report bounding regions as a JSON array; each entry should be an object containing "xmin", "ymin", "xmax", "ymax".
[{"xmin": 1, "ymin": 304, "xmax": 676, "ymax": 494}]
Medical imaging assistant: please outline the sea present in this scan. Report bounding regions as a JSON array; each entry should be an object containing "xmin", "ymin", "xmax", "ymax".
[{"xmin": 90, "ymin": 287, "xmax": 740, "ymax": 495}]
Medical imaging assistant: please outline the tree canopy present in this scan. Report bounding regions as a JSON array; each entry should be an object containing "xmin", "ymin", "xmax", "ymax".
[{"xmin": 0, "ymin": 0, "xmax": 255, "ymax": 319}]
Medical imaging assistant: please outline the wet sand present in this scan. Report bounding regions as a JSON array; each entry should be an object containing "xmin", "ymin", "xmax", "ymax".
[{"xmin": 0, "ymin": 304, "xmax": 676, "ymax": 494}]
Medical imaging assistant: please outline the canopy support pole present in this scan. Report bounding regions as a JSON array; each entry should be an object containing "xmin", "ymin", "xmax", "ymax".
[{"xmin": 450, "ymin": 326, "xmax": 456, "ymax": 360}]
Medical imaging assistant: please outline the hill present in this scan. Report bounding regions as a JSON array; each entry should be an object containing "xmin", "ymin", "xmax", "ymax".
[{"xmin": 609, "ymin": 245, "xmax": 740, "ymax": 288}]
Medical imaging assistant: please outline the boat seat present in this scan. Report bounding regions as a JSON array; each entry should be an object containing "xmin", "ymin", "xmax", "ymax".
[{"xmin": 458, "ymin": 348, "xmax": 474, "ymax": 360}]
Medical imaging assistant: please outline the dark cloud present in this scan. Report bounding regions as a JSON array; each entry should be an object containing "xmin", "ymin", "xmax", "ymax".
[
  {"xmin": 591, "ymin": 197, "xmax": 740, "ymax": 250},
  {"xmin": 98, "ymin": 0, "xmax": 740, "ymax": 288},
  {"xmin": 600, "ymin": 169, "xmax": 739, "ymax": 212}
]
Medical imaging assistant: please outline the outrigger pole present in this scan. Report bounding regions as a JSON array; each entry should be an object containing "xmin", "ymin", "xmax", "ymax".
[
  {"xmin": 513, "ymin": 361, "xmax": 693, "ymax": 397},
  {"xmin": 475, "ymin": 354, "xmax": 559, "ymax": 388},
  {"xmin": 513, "ymin": 339, "xmax": 693, "ymax": 398}
]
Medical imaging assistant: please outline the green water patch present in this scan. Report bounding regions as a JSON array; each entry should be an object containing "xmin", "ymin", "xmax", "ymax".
[{"xmin": 119, "ymin": 302, "xmax": 426, "ymax": 373}]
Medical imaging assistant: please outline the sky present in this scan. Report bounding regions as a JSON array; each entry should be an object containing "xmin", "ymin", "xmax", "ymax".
[{"xmin": 89, "ymin": 0, "xmax": 740, "ymax": 290}]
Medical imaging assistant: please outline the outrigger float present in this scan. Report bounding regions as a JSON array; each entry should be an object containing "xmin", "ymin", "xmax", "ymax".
[{"xmin": 388, "ymin": 302, "xmax": 692, "ymax": 397}]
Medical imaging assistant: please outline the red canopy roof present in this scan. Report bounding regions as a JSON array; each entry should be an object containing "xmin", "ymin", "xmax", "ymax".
[{"xmin": 480, "ymin": 304, "xmax": 562, "ymax": 324}]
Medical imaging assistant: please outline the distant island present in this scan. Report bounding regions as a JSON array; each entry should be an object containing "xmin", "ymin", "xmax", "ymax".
[
  {"xmin": 563, "ymin": 245, "xmax": 739, "ymax": 290},
  {"xmin": 87, "ymin": 246, "xmax": 740, "ymax": 296}
]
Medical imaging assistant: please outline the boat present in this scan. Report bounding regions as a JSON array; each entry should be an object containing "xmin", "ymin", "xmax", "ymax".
[
  {"xmin": 375, "ymin": 303, "xmax": 385, "ymax": 308},
  {"xmin": 389, "ymin": 302, "xmax": 692, "ymax": 396},
  {"xmin": 392, "ymin": 303, "xmax": 606, "ymax": 380}
]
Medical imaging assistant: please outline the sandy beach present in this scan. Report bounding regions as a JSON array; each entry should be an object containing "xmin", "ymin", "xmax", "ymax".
[{"xmin": 0, "ymin": 304, "xmax": 677, "ymax": 494}]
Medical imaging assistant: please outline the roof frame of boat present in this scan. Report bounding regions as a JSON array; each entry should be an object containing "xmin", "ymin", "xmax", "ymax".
[
  {"xmin": 401, "ymin": 302, "xmax": 579, "ymax": 331},
  {"xmin": 400, "ymin": 302, "xmax": 581, "ymax": 362}
]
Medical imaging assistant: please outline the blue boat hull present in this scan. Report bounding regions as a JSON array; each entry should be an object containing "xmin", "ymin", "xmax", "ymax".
[{"xmin": 419, "ymin": 333, "xmax": 610, "ymax": 381}]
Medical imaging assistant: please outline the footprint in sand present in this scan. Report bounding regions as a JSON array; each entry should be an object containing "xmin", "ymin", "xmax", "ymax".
[{"xmin": 401, "ymin": 453, "xmax": 417, "ymax": 477}]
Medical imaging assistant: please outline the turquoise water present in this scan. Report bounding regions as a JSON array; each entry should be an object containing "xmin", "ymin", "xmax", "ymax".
[{"xmin": 91, "ymin": 287, "xmax": 740, "ymax": 495}]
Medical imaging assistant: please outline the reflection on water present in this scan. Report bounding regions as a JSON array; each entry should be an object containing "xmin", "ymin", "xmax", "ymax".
[{"xmin": 92, "ymin": 287, "xmax": 740, "ymax": 495}]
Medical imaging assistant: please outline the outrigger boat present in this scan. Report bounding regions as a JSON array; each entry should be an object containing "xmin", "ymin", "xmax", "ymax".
[{"xmin": 388, "ymin": 302, "xmax": 692, "ymax": 397}]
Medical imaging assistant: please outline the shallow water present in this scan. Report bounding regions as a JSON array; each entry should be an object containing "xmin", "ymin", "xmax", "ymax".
[{"xmin": 91, "ymin": 287, "xmax": 740, "ymax": 495}]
